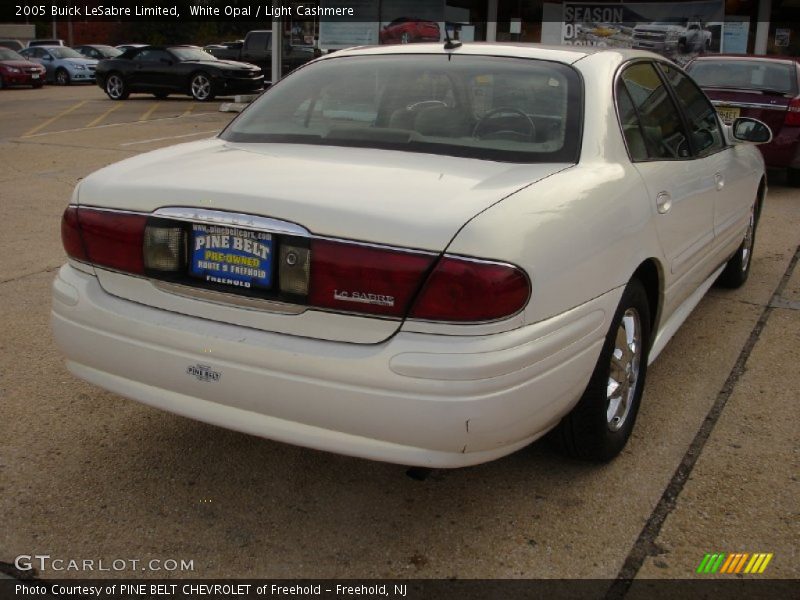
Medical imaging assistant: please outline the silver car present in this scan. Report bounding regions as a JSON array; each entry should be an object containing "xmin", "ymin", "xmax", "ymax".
[{"xmin": 19, "ymin": 45, "xmax": 97, "ymax": 85}]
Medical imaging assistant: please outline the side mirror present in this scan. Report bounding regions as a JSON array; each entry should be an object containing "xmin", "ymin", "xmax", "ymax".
[{"xmin": 732, "ymin": 117, "xmax": 772, "ymax": 144}]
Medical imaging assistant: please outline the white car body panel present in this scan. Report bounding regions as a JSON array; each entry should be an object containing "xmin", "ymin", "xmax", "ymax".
[{"xmin": 52, "ymin": 43, "xmax": 766, "ymax": 466}]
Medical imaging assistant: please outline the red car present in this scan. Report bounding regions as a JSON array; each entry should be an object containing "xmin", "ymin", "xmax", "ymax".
[
  {"xmin": 686, "ymin": 55, "xmax": 800, "ymax": 183},
  {"xmin": 0, "ymin": 47, "xmax": 46, "ymax": 88},
  {"xmin": 380, "ymin": 18, "xmax": 441, "ymax": 45}
]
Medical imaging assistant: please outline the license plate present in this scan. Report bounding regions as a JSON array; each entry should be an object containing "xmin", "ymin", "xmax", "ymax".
[
  {"xmin": 716, "ymin": 106, "xmax": 740, "ymax": 125},
  {"xmin": 31, "ymin": 73, "xmax": 39, "ymax": 79},
  {"xmin": 189, "ymin": 224, "xmax": 273, "ymax": 291}
]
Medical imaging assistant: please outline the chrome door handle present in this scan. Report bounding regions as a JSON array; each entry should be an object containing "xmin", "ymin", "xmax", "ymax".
[
  {"xmin": 656, "ymin": 191, "xmax": 672, "ymax": 214},
  {"xmin": 714, "ymin": 172, "xmax": 725, "ymax": 191}
]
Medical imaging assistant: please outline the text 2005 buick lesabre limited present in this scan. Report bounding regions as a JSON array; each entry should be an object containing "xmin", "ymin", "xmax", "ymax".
[{"xmin": 52, "ymin": 43, "xmax": 770, "ymax": 467}]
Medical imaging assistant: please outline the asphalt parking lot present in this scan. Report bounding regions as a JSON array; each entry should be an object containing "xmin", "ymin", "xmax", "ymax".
[{"xmin": 1, "ymin": 85, "xmax": 798, "ymax": 583}]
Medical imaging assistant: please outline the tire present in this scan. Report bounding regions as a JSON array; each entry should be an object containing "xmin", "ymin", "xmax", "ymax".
[
  {"xmin": 104, "ymin": 73, "xmax": 128, "ymax": 100},
  {"xmin": 716, "ymin": 201, "xmax": 757, "ymax": 289},
  {"xmin": 552, "ymin": 279, "xmax": 651, "ymax": 461},
  {"xmin": 400, "ymin": 32, "xmax": 411, "ymax": 44},
  {"xmin": 55, "ymin": 68, "xmax": 70, "ymax": 86},
  {"xmin": 189, "ymin": 72, "xmax": 214, "ymax": 102}
]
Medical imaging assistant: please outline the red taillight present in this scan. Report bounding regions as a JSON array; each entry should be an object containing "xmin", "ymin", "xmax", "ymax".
[
  {"xmin": 785, "ymin": 97, "xmax": 800, "ymax": 126},
  {"xmin": 411, "ymin": 256, "xmax": 530, "ymax": 322},
  {"xmin": 61, "ymin": 206, "xmax": 147, "ymax": 274},
  {"xmin": 61, "ymin": 205, "xmax": 87, "ymax": 261},
  {"xmin": 308, "ymin": 239, "xmax": 435, "ymax": 317}
]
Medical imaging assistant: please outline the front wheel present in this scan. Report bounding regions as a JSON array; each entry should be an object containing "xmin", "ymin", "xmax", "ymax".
[
  {"xmin": 552, "ymin": 279, "xmax": 651, "ymax": 461},
  {"xmin": 190, "ymin": 72, "xmax": 214, "ymax": 101},
  {"xmin": 104, "ymin": 73, "xmax": 129, "ymax": 100},
  {"xmin": 55, "ymin": 68, "xmax": 70, "ymax": 86},
  {"xmin": 716, "ymin": 201, "xmax": 757, "ymax": 288}
]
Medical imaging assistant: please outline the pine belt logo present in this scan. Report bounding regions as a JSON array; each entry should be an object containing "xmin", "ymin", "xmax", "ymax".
[
  {"xmin": 186, "ymin": 364, "xmax": 221, "ymax": 383},
  {"xmin": 696, "ymin": 552, "xmax": 773, "ymax": 574}
]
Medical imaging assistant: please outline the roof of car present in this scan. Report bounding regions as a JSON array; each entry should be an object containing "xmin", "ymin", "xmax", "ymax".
[{"xmin": 325, "ymin": 42, "xmax": 663, "ymax": 65}]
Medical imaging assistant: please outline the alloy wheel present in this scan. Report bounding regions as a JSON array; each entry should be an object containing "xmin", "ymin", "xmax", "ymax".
[
  {"xmin": 607, "ymin": 308, "xmax": 642, "ymax": 432},
  {"xmin": 106, "ymin": 75, "xmax": 123, "ymax": 99},
  {"xmin": 191, "ymin": 74, "xmax": 211, "ymax": 100}
]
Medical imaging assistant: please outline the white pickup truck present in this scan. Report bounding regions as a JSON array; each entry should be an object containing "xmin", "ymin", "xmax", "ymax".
[{"xmin": 632, "ymin": 21, "xmax": 711, "ymax": 54}]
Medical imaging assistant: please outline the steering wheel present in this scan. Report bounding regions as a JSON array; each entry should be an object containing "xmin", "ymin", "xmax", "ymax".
[
  {"xmin": 405, "ymin": 100, "xmax": 448, "ymax": 112},
  {"xmin": 473, "ymin": 107, "xmax": 536, "ymax": 141}
]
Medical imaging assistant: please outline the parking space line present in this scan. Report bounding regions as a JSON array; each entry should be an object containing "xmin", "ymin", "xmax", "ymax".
[
  {"xmin": 22, "ymin": 100, "xmax": 88, "ymax": 137},
  {"xmin": 119, "ymin": 129, "xmax": 220, "ymax": 146},
  {"xmin": 86, "ymin": 104, "xmax": 123, "ymax": 128},
  {"xmin": 16, "ymin": 111, "xmax": 218, "ymax": 139},
  {"xmin": 139, "ymin": 103, "xmax": 161, "ymax": 121}
]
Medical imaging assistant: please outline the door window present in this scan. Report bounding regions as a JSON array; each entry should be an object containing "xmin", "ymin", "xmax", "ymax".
[
  {"xmin": 619, "ymin": 62, "xmax": 691, "ymax": 160},
  {"xmin": 658, "ymin": 63, "xmax": 725, "ymax": 157}
]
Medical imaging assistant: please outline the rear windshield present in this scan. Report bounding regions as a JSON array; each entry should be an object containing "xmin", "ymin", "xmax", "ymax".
[
  {"xmin": 221, "ymin": 54, "xmax": 582, "ymax": 163},
  {"xmin": 687, "ymin": 60, "xmax": 798, "ymax": 95}
]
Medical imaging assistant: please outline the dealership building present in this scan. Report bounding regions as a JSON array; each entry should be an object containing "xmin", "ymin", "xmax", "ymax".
[{"xmin": 316, "ymin": 1, "xmax": 799, "ymax": 58}]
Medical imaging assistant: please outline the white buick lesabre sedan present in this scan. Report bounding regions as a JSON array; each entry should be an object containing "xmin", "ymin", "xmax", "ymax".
[{"xmin": 52, "ymin": 43, "xmax": 770, "ymax": 468}]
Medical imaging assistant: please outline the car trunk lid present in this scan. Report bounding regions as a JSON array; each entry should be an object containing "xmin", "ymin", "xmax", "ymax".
[{"xmin": 77, "ymin": 138, "xmax": 569, "ymax": 343}]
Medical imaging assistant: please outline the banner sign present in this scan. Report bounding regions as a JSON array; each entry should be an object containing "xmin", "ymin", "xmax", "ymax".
[{"xmin": 561, "ymin": 1, "xmax": 725, "ymax": 64}]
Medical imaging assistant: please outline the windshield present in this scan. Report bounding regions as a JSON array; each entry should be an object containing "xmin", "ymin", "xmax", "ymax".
[
  {"xmin": 170, "ymin": 47, "xmax": 217, "ymax": 61},
  {"xmin": 222, "ymin": 54, "xmax": 582, "ymax": 163},
  {"xmin": 94, "ymin": 45, "xmax": 122, "ymax": 57},
  {"xmin": 50, "ymin": 47, "xmax": 83, "ymax": 59},
  {"xmin": 687, "ymin": 60, "xmax": 798, "ymax": 95},
  {"xmin": 0, "ymin": 48, "xmax": 24, "ymax": 60}
]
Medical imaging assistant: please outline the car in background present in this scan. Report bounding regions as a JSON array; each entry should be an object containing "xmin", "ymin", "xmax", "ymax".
[
  {"xmin": 96, "ymin": 45, "xmax": 263, "ymax": 101},
  {"xmin": 379, "ymin": 18, "xmax": 441, "ymax": 44},
  {"xmin": 203, "ymin": 40, "xmax": 244, "ymax": 61},
  {"xmin": 115, "ymin": 44, "xmax": 147, "ymax": 52},
  {"xmin": 54, "ymin": 45, "xmax": 769, "ymax": 468},
  {"xmin": 74, "ymin": 44, "xmax": 123, "ymax": 60},
  {"xmin": 686, "ymin": 55, "xmax": 800, "ymax": 183},
  {"xmin": 0, "ymin": 47, "xmax": 46, "ymax": 88},
  {"xmin": 28, "ymin": 39, "xmax": 65, "ymax": 47},
  {"xmin": 19, "ymin": 46, "xmax": 97, "ymax": 85},
  {"xmin": 0, "ymin": 39, "xmax": 24, "ymax": 52}
]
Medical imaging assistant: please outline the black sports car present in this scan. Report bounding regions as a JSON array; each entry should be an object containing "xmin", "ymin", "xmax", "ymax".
[{"xmin": 96, "ymin": 45, "xmax": 264, "ymax": 101}]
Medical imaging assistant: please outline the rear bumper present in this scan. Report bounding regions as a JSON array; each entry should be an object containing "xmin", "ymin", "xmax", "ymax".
[{"xmin": 52, "ymin": 264, "xmax": 619, "ymax": 467}]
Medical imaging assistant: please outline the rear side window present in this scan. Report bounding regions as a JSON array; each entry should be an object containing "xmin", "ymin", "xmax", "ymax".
[
  {"xmin": 658, "ymin": 63, "xmax": 725, "ymax": 157},
  {"xmin": 619, "ymin": 62, "xmax": 690, "ymax": 160},
  {"xmin": 616, "ymin": 81, "xmax": 648, "ymax": 161}
]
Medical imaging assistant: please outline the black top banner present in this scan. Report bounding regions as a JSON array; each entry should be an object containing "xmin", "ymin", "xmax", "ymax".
[{"xmin": 5, "ymin": 1, "xmax": 372, "ymax": 23}]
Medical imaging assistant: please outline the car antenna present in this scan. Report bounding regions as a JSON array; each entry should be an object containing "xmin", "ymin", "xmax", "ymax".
[{"xmin": 444, "ymin": 25, "xmax": 461, "ymax": 50}]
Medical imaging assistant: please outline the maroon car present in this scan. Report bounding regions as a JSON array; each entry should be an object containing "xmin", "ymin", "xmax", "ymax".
[
  {"xmin": 380, "ymin": 18, "xmax": 441, "ymax": 45},
  {"xmin": 0, "ymin": 47, "xmax": 46, "ymax": 89},
  {"xmin": 686, "ymin": 55, "xmax": 800, "ymax": 183}
]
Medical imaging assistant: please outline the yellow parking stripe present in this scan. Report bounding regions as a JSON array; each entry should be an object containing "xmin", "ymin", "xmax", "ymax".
[
  {"xmin": 758, "ymin": 553, "xmax": 773, "ymax": 573},
  {"xmin": 22, "ymin": 100, "xmax": 88, "ymax": 137},
  {"xmin": 139, "ymin": 103, "xmax": 161, "ymax": 121},
  {"xmin": 85, "ymin": 103, "xmax": 123, "ymax": 128}
]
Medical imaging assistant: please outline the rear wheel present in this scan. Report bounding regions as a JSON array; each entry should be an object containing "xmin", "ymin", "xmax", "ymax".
[
  {"xmin": 105, "ymin": 73, "xmax": 128, "ymax": 100},
  {"xmin": 553, "ymin": 279, "xmax": 651, "ymax": 461},
  {"xmin": 55, "ymin": 68, "xmax": 70, "ymax": 86},
  {"xmin": 190, "ymin": 72, "xmax": 214, "ymax": 101},
  {"xmin": 717, "ymin": 201, "xmax": 757, "ymax": 288}
]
